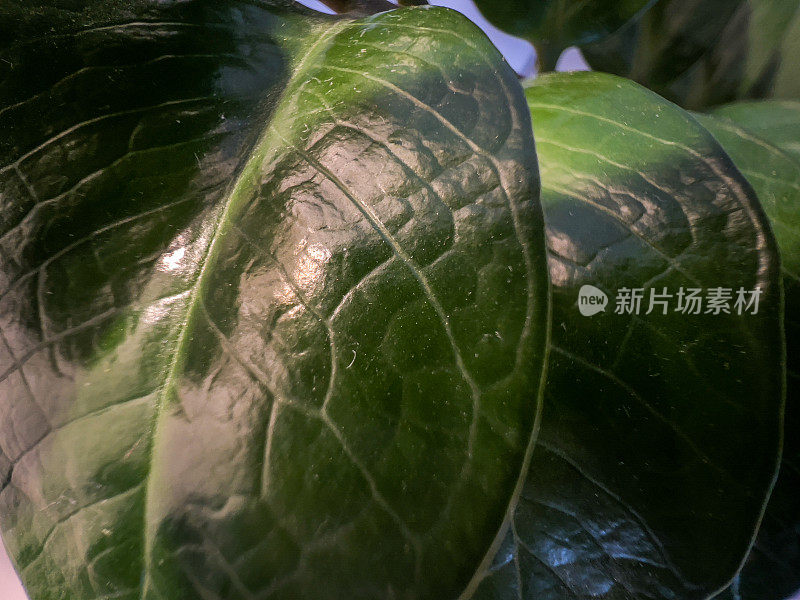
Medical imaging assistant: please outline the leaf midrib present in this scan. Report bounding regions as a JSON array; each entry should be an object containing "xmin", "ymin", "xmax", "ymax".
[{"xmin": 136, "ymin": 20, "xmax": 350, "ymax": 598}]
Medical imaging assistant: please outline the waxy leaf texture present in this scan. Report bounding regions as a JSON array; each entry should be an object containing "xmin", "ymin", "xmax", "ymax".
[
  {"xmin": 0, "ymin": 3, "xmax": 550, "ymax": 599},
  {"xmin": 476, "ymin": 73, "xmax": 783, "ymax": 600}
]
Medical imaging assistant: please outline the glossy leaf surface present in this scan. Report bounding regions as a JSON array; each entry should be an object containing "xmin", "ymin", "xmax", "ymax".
[
  {"xmin": 474, "ymin": 72, "xmax": 783, "ymax": 600},
  {"xmin": 0, "ymin": 3, "xmax": 550, "ymax": 599},
  {"xmin": 696, "ymin": 111, "xmax": 800, "ymax": 600}
]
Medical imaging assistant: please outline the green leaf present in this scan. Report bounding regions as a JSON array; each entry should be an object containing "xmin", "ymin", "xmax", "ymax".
[
  {"xmin": 738, "ymin": 0, "xmax": 800, "ymax": 101},
  {"xmin": 694, "ymin": 111, "xmax": 800, "ymax": 283},
  {"xmin": 580, "ymin": 0, "xmax": 800, "ymax": 109},
  {"xmin": 312, "ymin": 0, "xmax": 406, "ymax": 15},
  {"xmin": 583, "ymin": 0, "xmax": 746, "ymax": 107},
  {"xmin": 474, "ymin": 72, "xmax": 784, "ymax": 599},
  {"xmin": 472, "ymin": 0, "xmax": 800, "ymax": 107},
  {"xmin": 712, "ymin": 100, "xmax": 800, "ymax": 162},
  {"xmin": 0, "ymin": 3, "xmax": 550, "ymax": 599},
  {"xmin": 471, "ymin": 0, "xmax": 653, "ymax": 71},
  {"xmin": 695, "ymin": 110, "xmax": 800, "ymax": 600}
]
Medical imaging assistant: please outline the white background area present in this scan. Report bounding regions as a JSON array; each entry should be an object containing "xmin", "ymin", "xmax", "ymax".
[{"xmin": 1, "ymin": 537, "xmax": 26, "ymax": 599}]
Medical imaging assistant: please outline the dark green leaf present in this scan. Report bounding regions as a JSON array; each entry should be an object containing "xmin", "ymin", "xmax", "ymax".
[
  {"xmin": 474, "ymin": 72, "xmax": 783, "ymax": 599},
  {"xmin": 581, "ymin": 0, "xmax": 800, "ymax": 109},
  {"xmin": 736, "ymin": 0, "xmax": 800, "ymax": 101},
  {"xmin": 471, "ymin": 0, "xmax": 800, "ymax": 107},
  {"xmin": 0, "ymin": 4, "xmax": 550, "ymax": 599},
  {"xmin": 316, "ymin": 0, "xmax": 399, "ymax": 15},
  {"xmin": 471, "ymin": 0, "xmax": 652, "ymax": 71},
  {"xmin": 695, "ymin": 110, "xmax": 800, "ymax": 600}
]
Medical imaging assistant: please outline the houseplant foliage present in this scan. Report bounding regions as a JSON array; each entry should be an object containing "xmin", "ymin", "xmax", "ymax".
[
  {"xmin": 474, "ymin": 72, "xmax": 784, "ymax": 600},
  {"xmin": 476, "ymin": 0, "xmax": 800, "ymax": 109},
  {"xmin": 575, "ymin": 0, "xmax": 800, "ymax": 109},
  {"xmin": 695, "ymin": 105, "xmax": 800, "ymax": 600},
  {"xmin": 0, "ymin": 2, "xmax": 551, "ymax": 598},
  {"xmin": 0, "ymin": 2, "xmax": 795, "ymax": 600},
  {"xmin": 469, "ymin": 0, "xmax": 654, "ymax": 73}
]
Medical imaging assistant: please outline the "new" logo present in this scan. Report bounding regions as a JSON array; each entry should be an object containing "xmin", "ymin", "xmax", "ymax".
[{"xmin": 578, "ymin": 285, "xmax": 609, "ymax": 316}]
